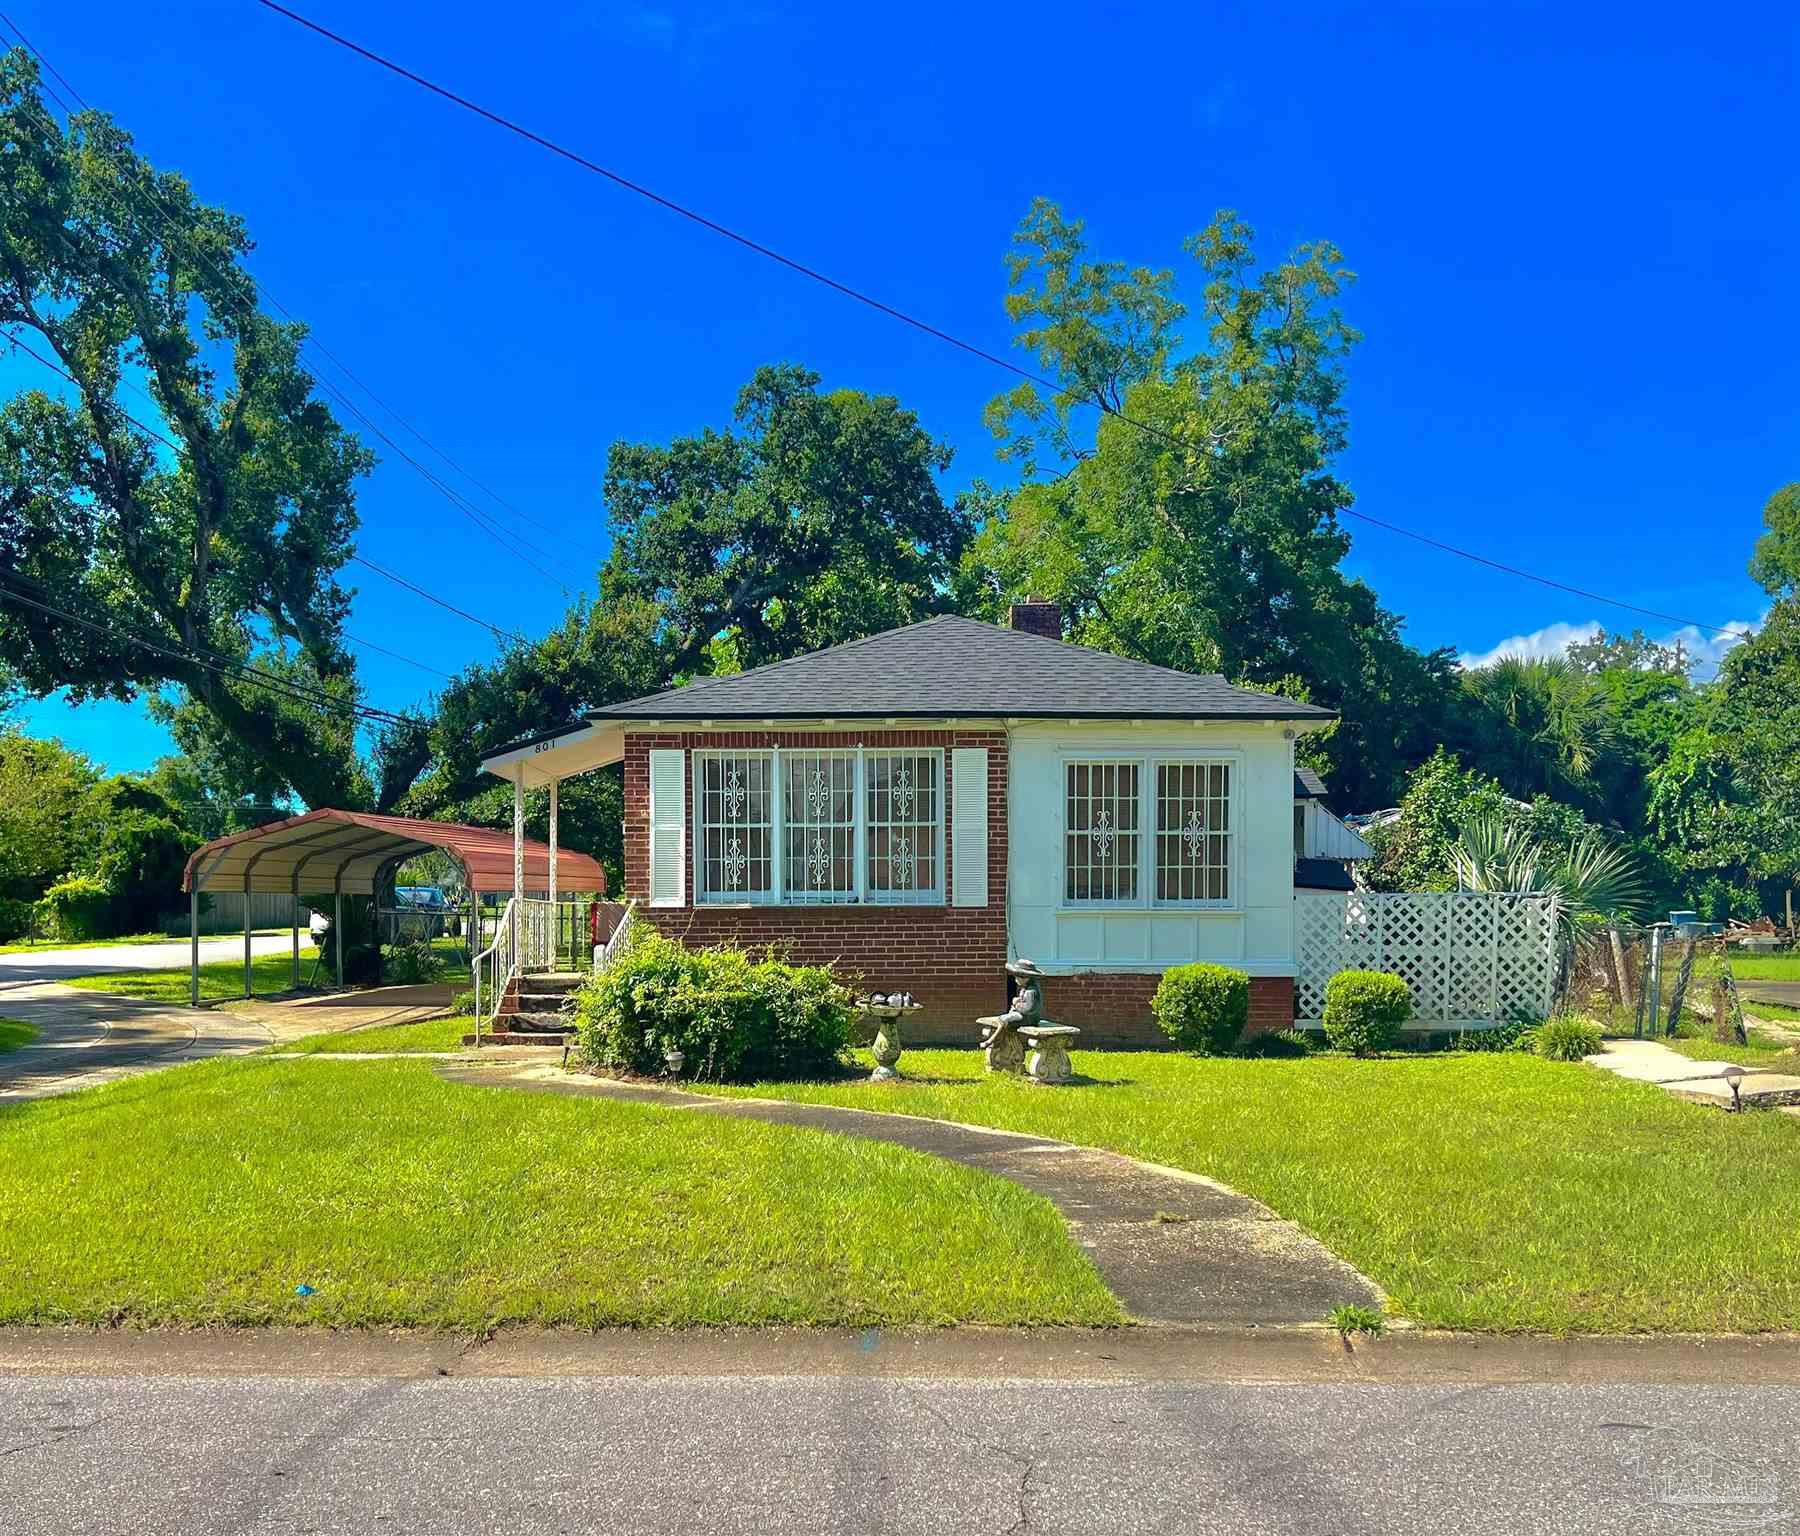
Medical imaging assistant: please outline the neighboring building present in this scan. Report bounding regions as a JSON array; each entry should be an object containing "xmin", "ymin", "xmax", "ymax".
[
  {"xmin": 1292, "ymin": 766, "xmax": 1375, "ymax": 893},
  {"xmin": 480, "ymin": 606, "xmax": 1337, "ymax": 1044}
]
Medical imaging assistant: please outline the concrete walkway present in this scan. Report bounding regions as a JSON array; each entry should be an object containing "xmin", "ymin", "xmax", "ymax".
[
  {"xmin": 1584, "ymin": 1037, "xmax": 1800, "ymax": 1109},
  {"xmin": 224, "ymin": 983, "xmax": 458, "ymax": 1038},
  {"xmin": 438, "ymin": 1061, "xmax": 1386, "ymax": 1327}
]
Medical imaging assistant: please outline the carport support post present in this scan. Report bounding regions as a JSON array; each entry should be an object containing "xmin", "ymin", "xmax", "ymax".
[
  {"xmin": 333, "ymin": 873, "xmax": 345, "ymax": 990},
  {"xmin": 189, "ymin": 887, "xmax": 200, "ymax": 1008},
  {"xmin": 243, "ymin": 872, "xmax": 254, "ymax": 999},
  {"xmin": 290, "ymin": 870, "xmax": 301, "ymax": 991}
]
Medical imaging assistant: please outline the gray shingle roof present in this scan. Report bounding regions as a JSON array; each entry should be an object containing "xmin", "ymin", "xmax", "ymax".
[
  {"xmin": 588, "ymin": 616, "xmax": 1335, "ymax": 723},
  {"xmin": 1294, "ymin": 766, "xmax": 1328, "ymax": 799}
]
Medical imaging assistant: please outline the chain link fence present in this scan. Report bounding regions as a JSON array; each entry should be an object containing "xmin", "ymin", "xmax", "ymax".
[{"xmin": 1562, "ymin": 924, "xmax": 1750, "ymax": 1043}]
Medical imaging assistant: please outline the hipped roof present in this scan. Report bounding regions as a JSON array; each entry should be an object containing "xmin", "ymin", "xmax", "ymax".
[{"xmin": 181, "ymin": 809, "xmax": 605, "ymax": 897}]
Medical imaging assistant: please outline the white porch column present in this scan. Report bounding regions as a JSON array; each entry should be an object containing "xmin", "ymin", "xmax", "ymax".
[
  {"xmin": 547, "ymin": 778, "xmax": 559, "ymax": 906},
  {"xmin": 513, "ymin": 769, "xmax": 525, "ymax": 907}
]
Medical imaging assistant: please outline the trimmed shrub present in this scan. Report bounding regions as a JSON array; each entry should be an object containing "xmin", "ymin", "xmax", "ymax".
[
  {"xmin": 572, "ymin": 931, "xmax": 854, "ymax": 1082},
  {"xmin": 1322, "ymin": 970, "xmax": 1412, "ymax": 1056},
  {"xmin": 33, "ymin": 876, "xmax": 112, "ymax": 942},
  {"xmin": 383, "ymin": 941, "xmax": 442, "ymax": 985},
  {"xmin": 1534, "ymin": 1014, "xmax": 1603, "ymax": 1062},
  {"xmin": 1151, "ymin": 963, "xmax": 1250, "ymax": 1056}
]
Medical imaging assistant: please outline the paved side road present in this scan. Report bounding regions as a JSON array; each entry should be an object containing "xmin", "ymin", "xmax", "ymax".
[
  {"xmin": 3, "ymin": 1373, "xmax": 1797, "ymax": 1534},
  {"xmin": 0, "ymin": 933, "xmax": 296, "ymax": 983}
]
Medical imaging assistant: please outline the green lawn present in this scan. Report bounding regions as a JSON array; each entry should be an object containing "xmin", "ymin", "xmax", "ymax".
[
  {"xmin": 1729, "ymin": 951, "xmax": 1800, "ymax": 981},
  {"xmin": 0, "ymin": 1018, "xmax": 38, "ymax": 1053},
  {"xmin": 687, "ymin": 1047, "xmax": 1800, "ymax": 1334},
  {"xmin": 62, "ymin": 945, "xmax": 324, "ymax": 1004},
  {"xmin": 271, "ymin": 1014, "xmax": 471, "ymax": 1055},
  {"xmin": 1659, "ymin": 1030, "xmax": 1800, "ymax": 1069},
  {"xmin": 0, "ymin": 1058, "xmax": 1116, "ymax": 1328}
]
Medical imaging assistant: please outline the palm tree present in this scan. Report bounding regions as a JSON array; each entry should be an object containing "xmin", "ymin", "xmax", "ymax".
[
  {"xmin": 1453, "ymin": 812, "xmax": 1647, "ymax": 935},
  {"xmin": 1462, "ymin": 655, "xmax": 1618, "ymax": 802}
]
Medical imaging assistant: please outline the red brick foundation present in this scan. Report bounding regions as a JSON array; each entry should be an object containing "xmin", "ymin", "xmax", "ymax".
[{"xmin": 1049, "ymin": 972, "xmax": 1295, "ymax": 1047}]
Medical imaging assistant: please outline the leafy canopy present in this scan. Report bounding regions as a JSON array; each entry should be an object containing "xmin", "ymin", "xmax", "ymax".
[{"xmin": 0, "ymin": 50, "xmax": 373, "ymax": 811}]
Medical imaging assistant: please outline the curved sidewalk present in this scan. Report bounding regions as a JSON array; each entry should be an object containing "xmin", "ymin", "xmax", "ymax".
[{"xmin": 437, "ymin": 1061, "xmax": 1386, "ymax": 1327}]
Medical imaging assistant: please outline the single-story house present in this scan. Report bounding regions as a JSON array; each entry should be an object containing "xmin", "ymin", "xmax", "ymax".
[{"xmin": 479, "ymin": 602, "xmax": 1337, "ymax": 1044}]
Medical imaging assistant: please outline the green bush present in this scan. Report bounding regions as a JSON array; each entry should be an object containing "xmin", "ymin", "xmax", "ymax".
[
  {"xmin": 340, "ymin": 944, "xmax": 381, "ymax": 987},
  {"xmin": 0, "ymin": 896, "xmax": 33, "ymax": 942},
  {"xmin": 1533, "ymin": 1014, "xmax": 1603, "ymax": 1062},
  {"xmin": 1151, "ymin": 963, "xmax": 1250, "ymax": 1055},
  {"xmin": 1449, "ymin": 1011, "xmax": 1539, "ymax": 1053},
  {"xmin": 572, "ymin": 931, "xmax": 854, "ymax": 1082},
  {"xmin": 33, "ymin": 876, "xmax": 113, "ymax": 942},
  {"xmin": 382, "ymin": 941, "xmax": 443, "ymax": 985},
  {"xmin": 1322, "ymin": 970, "xmax": 1412, "ymax": 1056},
  {"xmin": 450, "ymin": 988, "xmax": 475, "ymax": 1018}
]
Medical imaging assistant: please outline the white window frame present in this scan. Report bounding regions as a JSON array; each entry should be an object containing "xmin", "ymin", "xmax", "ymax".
[
  {"xmin": 1061, "ymin": 758, "xmax": 1145, "ymax": 906},
  {"xmin": 781, "ymin": 748, "xmax": 861, "ymax": 906},
  {"xmin": 863, "ymin": 748, "xmax": 945, "ymax": 905},
  {"xmin": 693, "ymin": 750, "xmax": 779, "ymax": 905},
  {"xmin": 1058, "ymin": 752, "xmax": 1240, "ymax": 912},
  {"xmin": 689, "ymin": 745, "xmax": 946, "ymax": 908}
]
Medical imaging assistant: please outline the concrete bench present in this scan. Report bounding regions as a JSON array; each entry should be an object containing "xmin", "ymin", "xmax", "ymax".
[{"xmin": 1016, "ymin": 1024, "xmax": 1080, "ymax": 1084}]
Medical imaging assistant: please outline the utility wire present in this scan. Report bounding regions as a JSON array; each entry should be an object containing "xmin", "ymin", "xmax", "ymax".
[
  {"xmin": 0, "ymin": 577, "xmax": 415, "ymax": 727},
  {"xmin": 0, "ymin": 11, "xmax": 597, "ymax": 594},
  {"xmin": 252, "ymin": 0, "xmax": 1755, "ymax": 642}
]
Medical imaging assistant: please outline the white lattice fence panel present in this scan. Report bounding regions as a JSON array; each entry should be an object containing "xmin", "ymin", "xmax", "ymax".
[{"xmin": 1294, "ymin": 890, "xmax": 1558, "ymax": 1027}]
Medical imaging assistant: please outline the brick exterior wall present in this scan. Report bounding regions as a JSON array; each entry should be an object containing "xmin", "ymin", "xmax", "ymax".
[
  {"xmin": 623, "ymin": 729, "xmax": 1011, "ymax": 1037},
  {"xmin": 620, "ymin": 727, "xmax": 1297, "ymax": 1047},
  {"xmin": 1050, "ymin": 972, "xmax": 1295, "ymax": 1046}
]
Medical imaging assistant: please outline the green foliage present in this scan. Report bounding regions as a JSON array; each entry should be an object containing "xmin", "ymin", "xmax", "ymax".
[
  {"xmin": 1235, "ymin": 1027, "xmax": 1314, "ymax": 1059},
  {"xmin": 1322, "ymin": 970, "xmax": 1412, "ymax": 1055},
  {"xmin": 573, "ymin": 931, "xmax": 854, "ymax": 1083},
  {"xmin": 1327, "ymin": 1303, "xmax": 1386, "ymax": 1336},
  {"xmin": 450, "ymin": 989, "xmax": 475, "ymax": 1018},
  {"xmin": 0, "ymin": 52, "xmax": 374, "ymax": 811},
  {"xmin": 0, "ymin": 728, "xmax": 97, "ymax": 901},
  {"xmin": 341, "ymin": 944, "xmax": 381, "ymax": 987},
  {"xmin": 1749, "ymin": 482, "xmax": 1800, "ymax": 599},
  {"xmin": 381, "ymin": 942, "xmax": 442, "ymax": 986},
  {"xmin": 1454, "ymin": 813, "xmax": 1648, "ymax": 932},
  {"xmin": 33, "ymin": 875, "xmax": 111, "ymax": 941},
  {"xmin": 602, "ymin": 364, "xmax": 971, "ymax": 677},
  {"xmin": 81, "ymin": 777, "xmax": 195, "ymax": 935},
  {"xmin": 969, "ymin": 201, "xmax": 1466, "ymax": 810},
  {"xmin": 1362, "ymin": 748, "xmax": 1514, "ymax": 891},
  {"xmin": 0, "ymin": 896, "xmax": 31, "ymax": 941},
  {"xmin": 1533, "ymin": 1014, "xmax": 1603, "ymax": 1062},
  {"xmin": 1448, "ymin": 1013, "xmax": 1539, "ymax": 1053},
  {"xmin": 1150, "ymin": 963, "xmax": 1250, "ymax": 1055}
]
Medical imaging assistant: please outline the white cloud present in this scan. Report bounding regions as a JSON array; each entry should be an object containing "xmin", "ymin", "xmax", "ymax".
[
  {"xmin": 1458, "ymin": 620, "xmax": 1603, "ymax": 672},
  {"xmin": 1458, "ymin": 613, "xmax": 1766, "ymax": 679}
]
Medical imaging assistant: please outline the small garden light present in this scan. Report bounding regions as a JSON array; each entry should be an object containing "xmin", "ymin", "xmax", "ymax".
[{"xmin": 1723, "ymin": 1064, "xmax": 1745, "ymax": 1113}]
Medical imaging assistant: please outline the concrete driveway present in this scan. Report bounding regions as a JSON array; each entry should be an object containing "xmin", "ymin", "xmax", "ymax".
[{"xmin": 0, "ymin": 934, "xmax": 295, "ymax": 984}]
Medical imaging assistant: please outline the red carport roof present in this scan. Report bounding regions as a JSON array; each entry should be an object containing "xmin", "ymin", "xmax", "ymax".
[{"xmin": 181, "ymin": 808, "xmax": 606, "ymax": 897}]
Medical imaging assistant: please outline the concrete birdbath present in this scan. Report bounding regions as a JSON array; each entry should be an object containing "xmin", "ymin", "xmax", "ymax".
[{"xmin": 856, "ymin": 995, "xmax": 922, "ymax": 1081}]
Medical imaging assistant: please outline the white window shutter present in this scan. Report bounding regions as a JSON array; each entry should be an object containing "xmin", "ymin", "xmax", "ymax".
[
  {"xmin": 951, "ymin": 747, "xmax": 989, "ymax": 908},
  {"xmin": 648, "ymin": 749, "xmax": 686, "ymax": 907}
]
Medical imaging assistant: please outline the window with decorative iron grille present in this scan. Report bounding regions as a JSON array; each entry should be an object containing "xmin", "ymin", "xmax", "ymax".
[
  {"xmin": 1155, "ymin": 762, "xmax": 1231, "ymax": 903},
  {"xmin": 696, "ymin": 752, "xmax": 774, "ymax": 902},
  {"xmin": 1064, "ymin": 761, "xmax": 1141, "ymax": 903},
  {"xmin": 782, "ymin": 751, "xmax": 858, "ymax": 902},
  {"xmin": 865, "ymin": 750, "xmax": 942, "ymax": 902}
]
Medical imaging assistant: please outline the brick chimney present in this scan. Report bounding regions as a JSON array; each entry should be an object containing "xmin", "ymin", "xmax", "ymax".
[{"xmin": 1007, "ymin": 596, "xmax": 1062, "ymax": 640}]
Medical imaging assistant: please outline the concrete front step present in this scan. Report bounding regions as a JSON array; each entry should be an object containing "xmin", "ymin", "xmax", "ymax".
[{"xmin": 461, "ymin": 1030, "xmax": 574, "ymax": 1048}]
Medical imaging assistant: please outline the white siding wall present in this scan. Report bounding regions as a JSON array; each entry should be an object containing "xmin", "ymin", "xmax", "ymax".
[{"xmin": 1006, "ymin": 721, "xmax": 1299, "ymax": 976}]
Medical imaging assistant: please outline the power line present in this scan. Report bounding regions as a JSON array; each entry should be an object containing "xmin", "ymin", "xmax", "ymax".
[
  {"xmin": 0, "ymin": 576, "xmax": 416, "ymax": 728},
  {"xmin": 349, "ymin": 555, "xmax": 525, "ymax": 645},
  {"xmin": 0, "ymin": 11, "xmax": 594, "ymax": 593},
  {"xmin": 251, "ymin": 0, "xmax": 1755, "ymax": 642},
  {"xmin": 345, "ymin": 630, "xmax": 456, "ymax": 679}
]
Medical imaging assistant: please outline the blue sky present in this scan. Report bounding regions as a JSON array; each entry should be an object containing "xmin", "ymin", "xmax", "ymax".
[{"xmin": 8, "ymin": 0, "xmax": 1796, "ymax": 776}]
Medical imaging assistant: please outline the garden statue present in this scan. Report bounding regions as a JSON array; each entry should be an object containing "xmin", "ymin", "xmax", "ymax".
[
  {"xmin": 979, "ymin": 959, "xmax": 1081, "ymax": 1082},
  {"xmin": 856, "ymin": 992, "xmax": 921, "ymax": 1081}
]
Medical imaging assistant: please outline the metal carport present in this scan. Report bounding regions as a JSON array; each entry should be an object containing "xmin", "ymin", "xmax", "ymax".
[{"xmin": 178, "ymin": 809, "xmax": 605, "ymax": 1005}]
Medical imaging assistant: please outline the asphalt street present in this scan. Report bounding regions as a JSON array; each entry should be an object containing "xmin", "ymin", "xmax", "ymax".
[{"xmin": 3, "ymin": 1371, "xmax": 1795, "ymax": 1535}]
